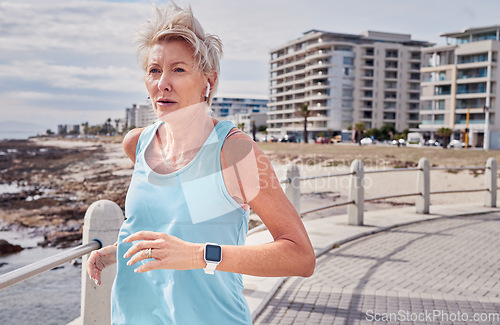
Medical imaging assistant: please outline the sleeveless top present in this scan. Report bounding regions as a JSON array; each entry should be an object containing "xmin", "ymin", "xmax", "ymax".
[{"xmin": 111, "ymin": 120, "xmax": 252, "ymax": 325}]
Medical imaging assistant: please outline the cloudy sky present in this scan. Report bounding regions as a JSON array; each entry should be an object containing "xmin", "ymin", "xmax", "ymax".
[{"xmin": 2, "ymin": 0, "xmax": 500, "ymax": 133}]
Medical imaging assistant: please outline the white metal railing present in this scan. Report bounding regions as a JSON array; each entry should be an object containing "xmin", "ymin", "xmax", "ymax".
[
  {"xmin": 0, "ymin": 241, "xmax": 100, "ymax": 291},
  {"xmin": 0, "ymin": 157, "xmax": 497, "ymax": 323}
]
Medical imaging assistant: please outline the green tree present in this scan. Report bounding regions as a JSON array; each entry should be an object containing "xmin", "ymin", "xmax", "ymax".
[
  {"xmin": 296, "ymin": 103, "xmax": 311, "ymax": 143},
  {"xmin": 380, "ymin": 124, "xmax": 396, "ymax": 141},
  {"xmin": 436, "ymin": 127, "xmax": 452, "ymax": 149},
  {"xmin": 257, "ymin": 125, "xmax": 267, "ymax": 132},
  {"xmin": 365, "ymin": 128, "xmax": 381, "ymax": 140}
]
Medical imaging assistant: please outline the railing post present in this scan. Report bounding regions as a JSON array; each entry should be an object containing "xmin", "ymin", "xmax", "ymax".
[
  {"xmin": 80, "ymin": 200, "xmax": 124, "ymax": 324},
  {"xmin": 485, "ymin": 158, "xmax": 497, "ymax": 207},
  {"xmin": 348, "ymin": 159, "xmax": 364, "ymax": 225},
  {"xmin": 416, "ymin": 157, "xmax": 430, "ymax": 214},
  {"xmin": 284, "ymin": 164, "xmax": 301, "ymax": 213}
]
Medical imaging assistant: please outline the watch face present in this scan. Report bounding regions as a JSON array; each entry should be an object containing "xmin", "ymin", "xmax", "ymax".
[{"xmin": 205, "ymin": 244, "xmax": 222, "ymax": 262}]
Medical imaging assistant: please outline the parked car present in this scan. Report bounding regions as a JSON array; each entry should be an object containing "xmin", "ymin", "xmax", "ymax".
[
  {"xmin": 448, "ymin": 140, "xmax": 465, "ymax": 148},
  {"xmin": 279, "ymin": 135, "xmax": 297, "ymax": 143},
  {"xmin": 360, "ymin": 137, "xmax": 373, "ymax": 145},
  {"xmin": 315, "ymin": 137, "xmax": 329, "ymax": 144},
  {"xmin": 425, "ymin": 139, "xmax": 441, "ymax": 147}
]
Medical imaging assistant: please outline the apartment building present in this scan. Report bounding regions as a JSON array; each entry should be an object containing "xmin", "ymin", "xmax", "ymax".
[
  {"xmin": 268, "ymin": 29, "xmax": 431, "ymax": 141},
  {"xmin": 419, "ymin": 26, "xmax": 500, "ymax": 149},
  {"xmin": 125, "ymin": 101, "xmax": 157, "ymax": 128},
  {"xmin": 211, "ymin": 95, "xmax": 268, "ymax": 135},
  {"xmin": 211, "ymin": 96, "xmax": 268, "ymax": 117}
]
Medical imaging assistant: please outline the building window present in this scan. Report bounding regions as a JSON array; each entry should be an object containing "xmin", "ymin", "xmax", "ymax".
[
  {"xmin": 343, "ymin": 57, "xmax": 354, "ymax": 65},
  {"xmin": 410, "ymin": 73, "xmax": 420, "ymax": 80},
  {"xmin": 434, "ymin": 85, "xmax": 451, "ymax": 95},
  {"xmin": 422, "ymin": 115, "xmax": 432, "ymax": 125},
  {"xmin": 456, "ymin": 98, "xmax": 485, "ymax": 109},
  {"xmin": 384, "ymin": 91, "xmax": 397, "ymax": 99},
  {"xmin": 362, "ymin": 111, "xmax": 372, "ymax": 119},
  {"xmin": 457, "ymin": 53, "xmax": 488, "ymax": 64},
  {"xmin": 343, "ymin": 89, "xmax": 354, "ymax": 98},
  {"xmin": 457, "ymin": 82, "xmax": 486, "ymax": 94},
  {"xmin": 409, "ymin": 103, "xmax": 419, "ymax": 110},
  {"xmin": 385, "ymin": 61, "xmax": 398, "ymax": 69},
  {"xmin": 409, "ymin": 113, "xmax": 419, "ymax": 120},
  {"xmin": 472, "ymin": 31, "xmax": 497, "ymax": 42},
  {"xmin": 384, "ymin": 102, "xmax": 397, "ymax": 109},
  {"xmin": 383, "ymin": 112, "xmax": 396, "ymax": 120},
  {"xmin": 385, "ymin": 50, "xmax": 398, "ymax": 58},
  {"xmin": 410, "ymin": 52, "xmax": 421, "ymax": 60},
  {"xmin": 457, "ymin": 67, "xmax": 487, "ymax": 79},
  {"xmin": 409, "ymin": 93, "xmax": 419, "ymax": 100},
  {"xmin": 385, "ymin": 71, "xmax": 397, "ymax": 79}
]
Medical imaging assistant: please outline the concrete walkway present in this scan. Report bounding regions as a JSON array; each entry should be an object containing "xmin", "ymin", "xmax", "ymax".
[{"xmin": 243, "ymin": 203, "xmax": 500, "ymax": 324}]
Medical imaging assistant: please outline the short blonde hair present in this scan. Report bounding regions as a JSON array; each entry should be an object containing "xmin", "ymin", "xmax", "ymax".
[{"xmin": 135, "ymin": 2, "xmax": 223, "ymax": 104}]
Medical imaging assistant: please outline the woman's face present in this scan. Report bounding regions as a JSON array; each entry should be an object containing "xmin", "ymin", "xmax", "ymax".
[{"xmin": 144, "ymin": 40, "xmax": 212, "ymax": 116}]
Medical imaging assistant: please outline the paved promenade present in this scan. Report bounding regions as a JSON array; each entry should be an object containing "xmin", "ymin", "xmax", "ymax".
[{"xmin": 244, "ymin": 204, "xmax": 500, "ymax": 324}]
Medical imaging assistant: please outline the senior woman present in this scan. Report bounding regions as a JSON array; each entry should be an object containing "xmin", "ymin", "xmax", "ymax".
[{"xmin": 86, "ymin": 2, "xmax": 315, "ymax": 324}]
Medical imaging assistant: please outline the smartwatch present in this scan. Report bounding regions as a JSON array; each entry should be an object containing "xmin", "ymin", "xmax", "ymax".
[{"xmin": 204, "ymin": 243, "xmax": 222, "ymax": 274}]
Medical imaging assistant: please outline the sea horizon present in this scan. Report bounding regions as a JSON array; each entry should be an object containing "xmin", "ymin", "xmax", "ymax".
[{"xmin": 0, "ymin": 131, "xmax": 41, "ymax": 141}]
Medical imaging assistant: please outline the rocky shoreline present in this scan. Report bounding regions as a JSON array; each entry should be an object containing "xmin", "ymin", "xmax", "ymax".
[{"xmin": 0, "ymin": 137, "xmax": 131, "ymax": 253}]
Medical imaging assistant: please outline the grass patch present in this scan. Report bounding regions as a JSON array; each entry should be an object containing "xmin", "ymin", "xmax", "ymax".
[{"xmin": 257, "ymin": 142, "xmax": 500, "ymax": 168}]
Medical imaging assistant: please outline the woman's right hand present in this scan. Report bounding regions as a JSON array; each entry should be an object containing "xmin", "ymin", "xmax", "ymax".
[{"xmin": 86, "ymin": 244, "xmax": 117, "ymax": 285}]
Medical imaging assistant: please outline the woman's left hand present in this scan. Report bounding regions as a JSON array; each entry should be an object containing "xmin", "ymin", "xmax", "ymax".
[{"xmin": 122, "ymin": 231, "xmax": 202, "ymax": 273}]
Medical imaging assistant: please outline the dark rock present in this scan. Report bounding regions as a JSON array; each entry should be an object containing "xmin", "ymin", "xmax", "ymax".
[
  {"xmin": 38, "ymin": 231, "xmax": 82, "ymax": 248},
  {"xmin": 0, "ymin": 239, "xmax": 24, "ymax": 255}
]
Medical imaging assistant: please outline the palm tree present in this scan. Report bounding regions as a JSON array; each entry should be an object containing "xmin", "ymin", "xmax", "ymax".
[
  {"xmin": 296, "ymin": 103, "xmax": 311, "ymax": 143},
  {"xmin": 114, "ymin": 118, "xmax": 121, "ymax": 135},
  {"xmin": 354, "ymin": 122, "xmax": 366, "ymax": 145},
  {"xmin": 436, "ymin": 127, "xmax": 452, "ymax": 149}
]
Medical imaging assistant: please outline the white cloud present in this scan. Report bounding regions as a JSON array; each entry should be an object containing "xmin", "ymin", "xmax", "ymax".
[
  {"xmin": 0, "ymin": 0, "xmax": 149, "ymax": 55},
  {"xmin": 0, "ymin": 60, "xmax": 144, "ymax": 93}
]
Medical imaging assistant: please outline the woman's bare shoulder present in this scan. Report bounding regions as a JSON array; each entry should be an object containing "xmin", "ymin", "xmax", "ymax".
[{"xmin": 123, "ymin": 127, "xmax": 146, "ymax": 163}]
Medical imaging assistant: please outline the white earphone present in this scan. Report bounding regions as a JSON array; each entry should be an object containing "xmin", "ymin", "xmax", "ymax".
[{"xmin": 205, "ymin": 82, "xmax": 211, "ymax": 99}]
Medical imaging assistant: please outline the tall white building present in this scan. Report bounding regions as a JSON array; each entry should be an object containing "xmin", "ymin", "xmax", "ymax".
[
  {"xmin": 419, "ymin": 26, "xmax": 500, "ymax": 149},
  {"xmin": 268, "ymin": 29, "xmax": 431, "ymax": 140},
  {"xmin": 125, "ymin": 101, "xmax": 157, "ymax": 128}
]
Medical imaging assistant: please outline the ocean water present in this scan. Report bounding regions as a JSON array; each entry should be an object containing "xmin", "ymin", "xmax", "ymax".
[
  {"xmin": 0, "ymin": 230, "xmax": 81, "ymax": 325},
  {"xmin": 0, "ymin": 132, "xmax": 38, "ymax": 140}
]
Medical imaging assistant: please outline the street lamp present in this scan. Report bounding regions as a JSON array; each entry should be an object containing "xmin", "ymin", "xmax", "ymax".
[{"xmin": 483, "ymin": 105, "xmax": 490, "ymax": 151}]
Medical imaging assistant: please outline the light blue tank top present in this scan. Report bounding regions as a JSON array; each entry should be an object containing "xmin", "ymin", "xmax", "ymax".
[{"xmin": 111, "ymin": 120, "xmax": 252, "ymax": 324}]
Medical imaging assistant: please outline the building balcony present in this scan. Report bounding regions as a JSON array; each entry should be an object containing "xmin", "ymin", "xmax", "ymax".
[
  {"xmin": 306, "ymin": 40, "xmax": 336, "ymax": 52},
  {"xmin": 271, "ymin": 48, "xmax": 307, "ymax": 64},
  {"xmin": 456, "ymin": 77, "xmax": 488, "ymax": 84},
  {"xmin": 270, "ymin": 59, "xmax": 307, "ymax": 73},
  {"xmin": 267, "ymin": 108, "xmax": 297, "ymax": 115},
  {"xmin": 455, "ymin": 93, "xmax": 490, "ymax": 100},
  {"xmin": 305, "ymin": 51, "xmax": 331, "ymax": 62}
]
